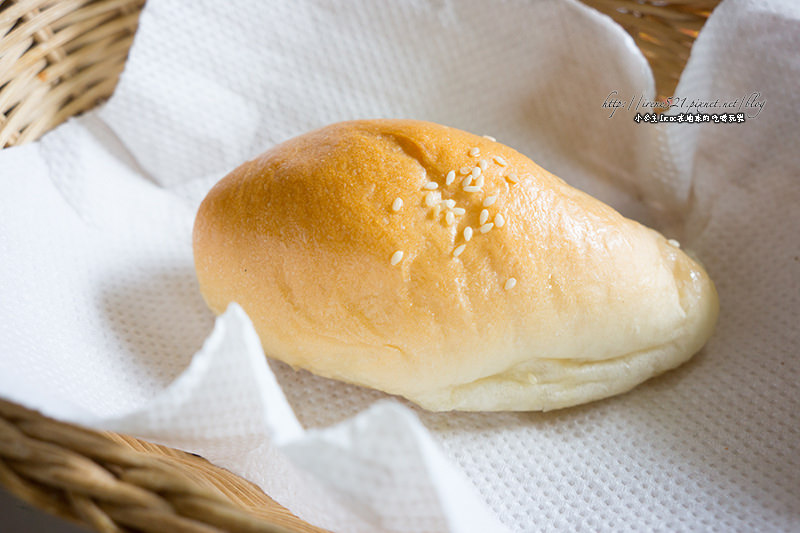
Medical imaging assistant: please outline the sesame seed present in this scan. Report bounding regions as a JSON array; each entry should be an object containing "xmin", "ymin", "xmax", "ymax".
[
  {"xmin": 453, "ymin": 244, "xmax": 466, "ymax": 257},
  {"xmin": 494, "ymin": 213, "xmax": 505, "ymax": 227},
  {"xmin": 482, "ymin": 135, "xmax": 496, "ymax": 142},
  {"xmin": 432, "ymin": 204, "xmax": 442, "ymax": 218},
  {"xmin": 506, "ymin": 173, "xmax": 519, "ymax": 184},
  {"xmin": 472, "ymin": 166, "xmax": 482, "ymax": 178},
  {"xmin": 444, "ymin": 199, "xmax": 456, "ymax": 209},
  {"xmin": 479, "ymin": 222, "xmax": 494, "ymax": 234},
  {"xmin": 423, "ymin": 181, "xmax": 438, "ymax": 190},
  {"xmin": 464, "ymin": 186, "xmax": 482, "ymax": 193},
  {"xmin": 445, "ymin": 170, "xmax": 456, "ymax": 185},
  {"xmin": 459, "ymin": 166, "xmax": 471, "ymax": 175},
  {"xmin": 469, "ymin": 147, "xmax": 480, "ymax": 157},
  {"xmin": 483, "ymin": 195, "xmax": 497, "ymax": 207},
  {"xmin": 462, "ymin": 177, "xmax": 473, "ymax": 189},
  {"xmin": 474, "ymin": 175, "xmax": 485, "ymax": 188},
  {"xmin": 493, "ymin": 155, "xmax": 508, "ymax": 166},
  {"xmin": 445, "ymin": 211, "xmax": 455, "ymax": 225},
  {"xmin": 504, "ymin": 277, "xmax": 517, "ymax": 290},
  {"xmin": 453, "ymin": 207, "xmax": 466, "ymax": 215},
  {"xmin": 391, "ymin": 251, "xmax": 404, "ymax": 265},
  {"xmin": 392, "ymin": 198, "xmax": 403, "ymax": 211},
  {"xmin": 463, "ymin": 227, "xmax": 473, "ymax": 242},
  {"xmin": 479, "ymin": 159, "xmax": 488, "ymax": 171},
  {"xmin": 479, "ymin": 209, "xmax": 489, "ymax": 225},
  {"xmin": 668, "ymin": 239, "xmax": 681, "ymax": 248},
  {"xmin": 425, "ymin": 192, "xmax": 437, "ymax": 206}
]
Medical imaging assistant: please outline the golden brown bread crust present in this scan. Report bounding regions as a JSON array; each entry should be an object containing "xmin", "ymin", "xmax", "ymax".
[{"xmin": 193, "ymin": 119, "xmax": 718, "ymax": 411}]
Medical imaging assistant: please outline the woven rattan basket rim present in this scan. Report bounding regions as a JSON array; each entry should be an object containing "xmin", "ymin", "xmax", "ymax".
[
  {"xmin": 0, "ymin": 0, "xmax": 719, "ymax": 531},
  {"xmin": 0, "ymin": 398, "xmax": 324, "ymax": 533}
]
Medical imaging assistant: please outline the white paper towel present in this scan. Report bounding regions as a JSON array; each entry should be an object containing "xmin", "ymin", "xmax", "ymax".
[{"xmin": 1, "ymin": 0, "xmax": 798, "ymax": 531}]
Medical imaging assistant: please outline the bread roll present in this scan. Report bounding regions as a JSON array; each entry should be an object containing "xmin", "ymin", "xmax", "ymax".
[{"xmin": 193, "ymin": 119, "xmax": 718, "ymax": 411}]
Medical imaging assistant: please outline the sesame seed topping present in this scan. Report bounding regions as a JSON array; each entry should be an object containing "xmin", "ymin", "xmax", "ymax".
[
  {"xmin": 445, "ymin": 211, "xmax": 455, "ymax": 225},
  {"xmin": 479, "ymin": 159, "xmax": 488, "ymax": 171},
  {"xmin": 464, "ymin": 185, "xmax": 482, "ymax": 193},
  {"xmin": 432, "ymin": 204, "xmax": 442, "ymax": 218},
  {"xmin": 471, "ymin": 166, "xmax": 482, "ymax": 178},
  {"xmin": 423, "ymin": 181, "xmax": 438, "ymax": 190},
  {"xmin": 494, "ymin": 213, "xmax": 505, "ymax": 227},
  {"xmin": 479, "ymin": 209, "xmax": 489, "ymax": 225},
  {"xmin": 392, "ymin": 198, "xmax": 403, "ymax": 211},
  {"xmin": 506, "ymin": 173, "xmax": 519, "ymax": 184},
  {"xmin": 504, "ymin": 277, "xmax": 517, "ymax": 290},
  {"xmin": 461, "ymin": 176, "xmax": 473, "ymax": 188},
  {"xmin": 453, "ymin": 244, "xmax": 466, "ymax": 257},
  {"xmin": 474, "ymin": 175, "xmax": 485, "ymax": 188},
  {"xmin": 391, "ymin": 251, "xmax": 404, "ymax": 265},
  {"xmin": 479, "ymin": 222, "xmax": 494, "ymax": 234},
  {"xmin": 425, "ymin": 192, "xmax": 437, "ymax": 206},
  {"xmin": 445, "ymin": 170, "xmax": 456, "ymax": 185},
  {"xmin": 483, "ymin": 135, "xmax": 496, "ymax": 142},
  {"xmin": 668, "ymin": 239, "xmax": 681, "ymax": 248},
  {"xmin": 463, "ymin": 226, "xmax": 473, "ymax": 241},
  {"xmin": 453, "ymin": 207, "xmax": 466, "ymax": 215},
  {"xmin": 444, "ymin": 199, "xmax": 456, "ymax": 209},
  {"xmin": 483, "ymin": 195, "xmax": 497, "ymax": 207},
  {"xmin": 469, "ymin": 147, "xmax": 480, "ymax": 157},
  {"xmin": 459, "ymin": 166, "xmax": 471, "ymax": 175},
  {"xmin": 493, "ymin": 155, "xmax": 508, "ymax": 166}
]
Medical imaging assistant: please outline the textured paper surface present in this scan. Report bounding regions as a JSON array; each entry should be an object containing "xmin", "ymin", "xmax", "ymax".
[{"xmin": 1, "ymin": 0, "xmax": 798, "ymax": 531}]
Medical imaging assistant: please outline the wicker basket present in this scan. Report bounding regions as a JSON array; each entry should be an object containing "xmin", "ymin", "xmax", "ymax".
[{"xmin": 0, "ymin": 1, "xmax": 718, "ymax": 531}]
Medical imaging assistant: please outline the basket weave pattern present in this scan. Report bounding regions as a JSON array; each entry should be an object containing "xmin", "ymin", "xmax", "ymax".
[
  {"xmin": 0, "ymin": 0, "xmax": 718, "ymax": 149},
  {"xmin": 0, "ymin": 398, "xmax": 322, "ymax": 532},
  {"xmin": 0, "ymin": 0, "xmax": 717, "ymax": 531}
]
